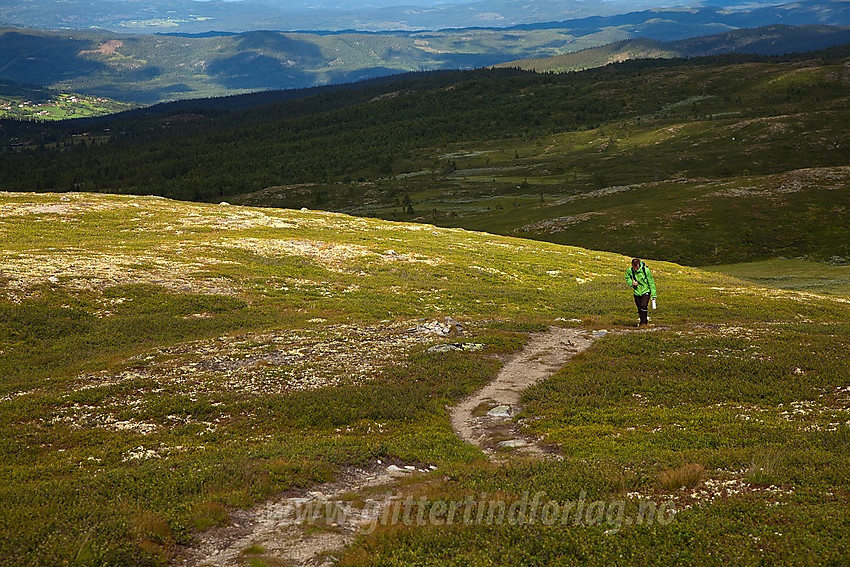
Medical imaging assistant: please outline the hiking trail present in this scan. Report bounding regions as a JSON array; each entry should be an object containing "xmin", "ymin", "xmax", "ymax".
[
  {"xmin": 173, "ymin": 326, "xmax": 596, "ymax": 566},
  {"xmin": 450, "ymin": 326, "xmax": 595, "ymax": 460}
]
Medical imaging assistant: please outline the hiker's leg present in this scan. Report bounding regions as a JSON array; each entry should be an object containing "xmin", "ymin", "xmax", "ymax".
[{"xmin": 636, "ymin": 293, "xmax": 650, "ymax": 325}]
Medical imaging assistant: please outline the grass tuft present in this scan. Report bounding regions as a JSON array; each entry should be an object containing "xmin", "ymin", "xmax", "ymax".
[
  {"xmin": 746, "ymin": 449, "xmax": 785, "ymax": 486},
  {"xmin": 242, "ymin": 544, "xmax": 266, "ymax": 555},
  {"xmin": 658, "ymin": 463, "xmax": 706, "ymax": 492}
]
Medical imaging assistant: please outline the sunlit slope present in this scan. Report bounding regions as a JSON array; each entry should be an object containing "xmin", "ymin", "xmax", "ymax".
[{"xmin": 1, "ymin": 191, "xmax": 849, "ymax": 566}]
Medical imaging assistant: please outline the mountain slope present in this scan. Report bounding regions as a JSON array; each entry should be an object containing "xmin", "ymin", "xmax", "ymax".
[
  {"xmin": 496, "ymin": 24, "xmax": 850, "ymax": 72},
  {"xmin": 0, "ymin": 26, "xmax": 625, "ymax": 104},
  {"xmin": 3, "ymin": 46, "xmax": 849, "ymax": 265},
  {"xmin": 0, "ymin": 191, "xmax": 848, "ymax": 565},
  {"xmin": 1, "ymin": 2, "xmax": 850, "ymax": 104}
]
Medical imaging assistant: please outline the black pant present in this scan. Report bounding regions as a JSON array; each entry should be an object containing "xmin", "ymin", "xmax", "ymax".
[{"xmin": 634, "ymin": 293, "xmax": 650, "ymax": 325}]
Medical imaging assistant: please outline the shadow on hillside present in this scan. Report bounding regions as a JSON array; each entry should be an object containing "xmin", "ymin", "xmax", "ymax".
[
  {"xmin": 232, "ymin": 31, "xmax": 324, "ymax": 60},
  {"xmin": 208, "ymin": 53, "xmax": 317, "ymax": 90},
  {"xmin": 0, "ymin": 32, "xmax": 107, "ymax": 85}
]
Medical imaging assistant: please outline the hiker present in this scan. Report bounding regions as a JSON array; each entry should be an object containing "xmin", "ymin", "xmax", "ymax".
[{"xmin": 626, "ymin": 258, "xmax": 656, "ymax": 326}]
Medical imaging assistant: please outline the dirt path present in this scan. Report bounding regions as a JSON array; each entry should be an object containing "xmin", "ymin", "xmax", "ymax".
[
  {"xmin": 173, "ymin": 461, "xmax": 433, "ymax": 567},
  {"xmin": 450, "ymin": 326, "xmax": 595, "ymax": 459},
  {"xmin": 173, "ymin": 326, "xmax": 597, "ymax": 566}
]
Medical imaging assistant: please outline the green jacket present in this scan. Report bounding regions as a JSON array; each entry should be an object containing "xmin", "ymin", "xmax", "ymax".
[{"xmin": 626, "ymin": 261, "xmax": 657, "ymax": 297}]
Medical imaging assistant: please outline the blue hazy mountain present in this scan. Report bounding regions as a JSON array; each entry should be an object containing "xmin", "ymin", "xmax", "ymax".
[
  {"xmin": 0, "ymin": 0, "xmax": 738, "ymax": 33},
  {"xmin": 1, "ymin": 0, "xmax": 848, "ymax": 106}
]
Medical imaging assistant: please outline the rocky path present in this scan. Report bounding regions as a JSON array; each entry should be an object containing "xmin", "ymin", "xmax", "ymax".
[{"xmin": 450, "ymin": 326, "xmax": 595, "ymax": 460}]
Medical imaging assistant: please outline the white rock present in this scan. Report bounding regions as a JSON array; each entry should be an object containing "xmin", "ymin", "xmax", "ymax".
[
  {"xmin": 487, "ymin": 405, "xmax": 511, "ymax": 418},
  {"xmin": 497, "ymin": 439, "xmax": 527, "ymax": 448}
]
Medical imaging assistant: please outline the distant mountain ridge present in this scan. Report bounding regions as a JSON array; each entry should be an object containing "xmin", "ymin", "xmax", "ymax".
[
  {"xmin": 1, "ymin": 1, "xmax": 849, "ymax": 105},
  {"xmin": 3, "ymin": 0, "xmax": 847, "ymax": 36},
  {"xmin": 495, "ymin": 24, "xmax": 850, "ymax": 72},
  {"xmin": 0, "ymin": 0, "xmax": 678, "ymax": 34},
  {"xmin": 509, "ymin": 1, "xmax": 850, "ymax": 38}
]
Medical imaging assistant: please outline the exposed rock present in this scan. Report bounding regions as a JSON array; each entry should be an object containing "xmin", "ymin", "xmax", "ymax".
[
  {"xmin": 427, "ymin": 342, "xmax": 484, "ymax": 353},
  {"xmin": 386, "ymin": 464, "xmax": 411, "ymax": 476},
  {"xmin": 486, "ymin": 405, "xmax": 511, "ymax": 418},
  {"xmin": 409, "ymin": 316, "xmax": 464, "ymax": 336},
  {"xmin": 497, "ymin": 439, "xmax": 527, "ymax": 448}
]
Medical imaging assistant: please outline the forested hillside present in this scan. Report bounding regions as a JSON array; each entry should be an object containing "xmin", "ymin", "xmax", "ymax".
[{"xmin": 2, "ymin": 45, "xmax": 849, "ymax": 265}]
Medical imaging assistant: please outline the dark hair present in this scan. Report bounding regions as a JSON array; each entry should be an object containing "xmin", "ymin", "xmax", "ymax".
[{"xmin": 631, "ymin": 258, "xmax": 641, "ymax": 268}]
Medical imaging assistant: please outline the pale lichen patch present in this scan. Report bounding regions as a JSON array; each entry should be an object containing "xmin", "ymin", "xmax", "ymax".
[
  {"xmin": 0, "ymin": 249, "xmax": 242, "ymax": 299},
  {"xmin": 73, "ymin": 320, "xmax": 467, "ymax": 397}
]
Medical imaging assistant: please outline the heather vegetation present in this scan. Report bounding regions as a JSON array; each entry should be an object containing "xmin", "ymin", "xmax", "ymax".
[
  {"xmin": 1, "ymin": 38, "xmax": 849, "ymax": 567},
  {"xmin": 0, "ymin": 191, "xmax": 847, "ymax": 566}
]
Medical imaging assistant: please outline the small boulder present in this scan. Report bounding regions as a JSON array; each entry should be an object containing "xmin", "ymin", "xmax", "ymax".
[
  {"xmin": 427, "ymin": 343, "xmax": 484, "ymax": 353},
  {"xmin": 487, "ymin": 405, "xmax": 511, "ymax": 418},
  {"xmin": 386, "ymin": 465, "xmax": 410, "ymax": 476}
]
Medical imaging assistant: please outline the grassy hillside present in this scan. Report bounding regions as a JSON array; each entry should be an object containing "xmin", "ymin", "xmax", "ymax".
[
  {"xmin": 713, "ymin": 258, "xmax": 850, "ymax": 296},
  {"xmin": 0, "ymin": 191, "xmax": 847, "ymax": 565},
  {"xmin": 0, "ymin": 80, "xmax": 133, "ymax": 120}
]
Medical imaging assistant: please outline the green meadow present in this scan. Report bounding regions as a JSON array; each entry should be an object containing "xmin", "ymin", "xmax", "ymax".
[
  {"xmin": 712, "ymin": 258, "xmax": 850, "ymax": 296},
  {"xmin": 0, "ymin": 192, "xmax": 848, "ymax": 565}
]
